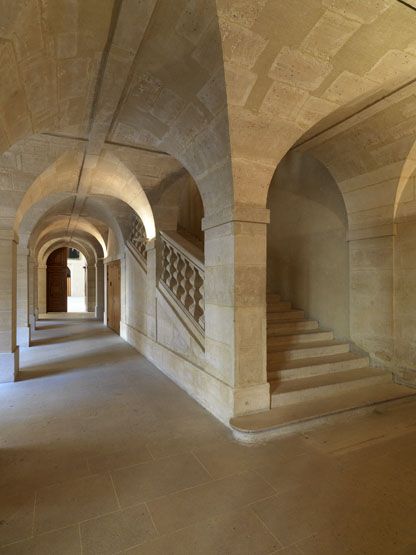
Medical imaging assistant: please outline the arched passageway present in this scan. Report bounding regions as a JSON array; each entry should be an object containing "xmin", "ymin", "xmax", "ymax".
[{"xmin": 267, "ymin": 151, "xmax": 349, "ymax": 339}]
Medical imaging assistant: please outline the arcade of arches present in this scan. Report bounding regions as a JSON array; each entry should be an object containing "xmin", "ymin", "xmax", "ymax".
[{"xmin": 2, "ymin": 1, "xmax": 416, "ymax": 552}]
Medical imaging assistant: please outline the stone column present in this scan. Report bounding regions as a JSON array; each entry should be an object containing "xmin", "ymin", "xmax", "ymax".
[
  {"xmin": 28, "ymin": 254, "xmax": 36, "ymax": 332},
  {"xmin": 202, "ymin": 205, "xmax": 270, "ymax": 417},
  {"xmin": 87, "ymin": 264, "xmax": 96, "ymax": 312},
  {"xmin": 348, "ymin": 226, "xmax": 395, "ymax": 367},
  {"xmin": 37, "ymin": 264, "xmax": 47, "ymax": 315},
  {"xmin": 103, "ymin": 260, "xmax": 108, "ymax": 326},
  {"xmin": 120, "ymin": 251, "xmax": 127, "ymax": 326},
  {"xmin": 95, "ymin": 258, "xmax": 104, "ymax": 321},
  {"xmin": 16, "ymin": 246, "xmax": 30, "ymax": 347},
  {"xmin": 0, "ymin": 230, "xmax": 19, "ymax": 382}
]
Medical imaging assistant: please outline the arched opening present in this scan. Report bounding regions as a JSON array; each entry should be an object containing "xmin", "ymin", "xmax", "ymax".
[
  {"xmin": 46, "ymin": 248, "xmax": 68, "ymax": 313},
  {"xmin": 67, "ymin": 249, "xmax": 87, "ymax": 313},
  {"xmin": 267, "ymin": 150, "xmax": 349, "ymax": 338},
  {"xmin": 45, "ymin": 247, "xmax": 89, "ymax": 315},
  {"xmin": 393, "ymin": 164, "xmax": 416, "ymax": 373}
]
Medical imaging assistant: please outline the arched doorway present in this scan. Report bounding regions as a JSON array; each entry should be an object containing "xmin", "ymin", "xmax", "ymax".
[
  {"xmin": 46, "ymin": 248, "xmax": 68, "ymax": 312},
  {"xmin": 67, "ymin": 249, "xmax": 87, "ymax": 313}
]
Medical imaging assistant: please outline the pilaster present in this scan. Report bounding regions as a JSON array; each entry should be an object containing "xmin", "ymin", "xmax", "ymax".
[
  {"xmin": 202, "ymin": 204, "xmax": 270, "ymax": 416},
  {"xmin": 0, "ymin": 230, "xmax": 19, "ymax": 381}
]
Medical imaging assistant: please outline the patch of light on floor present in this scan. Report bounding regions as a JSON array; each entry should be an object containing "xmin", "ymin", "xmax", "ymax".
[{"xmin": 68, "ymin": 296, "xmax": 86, "ymax": 312}]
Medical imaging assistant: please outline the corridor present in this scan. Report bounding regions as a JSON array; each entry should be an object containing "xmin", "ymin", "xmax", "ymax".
[{"xmin": 0, "ymin": 320, "xmax": 416, "ymax": 554}]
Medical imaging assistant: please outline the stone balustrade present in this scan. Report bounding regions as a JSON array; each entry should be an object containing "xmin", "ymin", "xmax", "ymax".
[
  {"xmin": 159, "ymin": 231, "xmax": 204, "ymax": 332},
  {"xmin": 129, "ymin": 217, "xmax": 147, "ymax": 264}
]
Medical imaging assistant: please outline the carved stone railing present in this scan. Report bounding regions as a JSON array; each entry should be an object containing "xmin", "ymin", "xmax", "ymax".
[
  {"xmin": 159, "ymin": 231, "xmax": 204, "ymax": 333},
  {"xmin": 128, "ymin": 216, "xmax": 147, "ymax": 268}
]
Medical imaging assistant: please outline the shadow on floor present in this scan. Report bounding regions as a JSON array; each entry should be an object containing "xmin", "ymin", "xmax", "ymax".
[
  {"xmin": 19, "ymin": 346, "xmax": 137, "ymax": 380},
  {"xmin": 30, "ymin": 328, "xmax": 111, "ymax": 347}
]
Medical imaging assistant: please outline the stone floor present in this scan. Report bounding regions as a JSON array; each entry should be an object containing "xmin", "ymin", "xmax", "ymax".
[{"xmin": 1, "ymin": 320, "xmax": 416, "ymax": 554}]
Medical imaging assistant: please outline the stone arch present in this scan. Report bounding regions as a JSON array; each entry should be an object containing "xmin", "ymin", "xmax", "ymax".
[
  {"xmin": 38, "ymin": 239, "xmax": 96, "ymax": 267},
  {"xmin": 14, "ymin": 150, "xmax": 156, "ymax": 240},
  {"xmin": 34, "ymin": 234, "xmax": 104, "ymax": 317},
  {"xmin": 33, "ymin": 217, "xmax": 107, "ymax": 258}
]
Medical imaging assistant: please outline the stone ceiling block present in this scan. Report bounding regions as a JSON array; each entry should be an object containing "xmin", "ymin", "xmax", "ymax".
[
  {"xmin": 221, "ymin": 20, "xmax": 268, "ymax": 69},
  {"xmin": 217, "ymin": 0, "xmax": 268, "ymax": 28},
  {"xmin": 223, "ymin": 63, "xmax": 257, "ymax": 107},
  {"xmin": 301, "ymin": 10, "xmax": 361, "ymax": 59},
  {"xmin": 175, "ymin": 0, "xmax": 213, "ymax": 45},
  {"xmin": 131, "ymin": 73, "xmax": 163, "ymax": 112},
  {"xmin": 366, "ymin": 49, "xmax": 416, "ymax": 85},
  {"xmin": 260, "ymin": 81, "xmax": 309, "ymax": 118},
  {"xmin": 322, "ymin": 0, "xmax": 393, "ymax": 24},
  {"xmin": 150, "ymin": 88, "xmax": 186, "ymax": 126},
  {"xmin": 323, "ymin": 71, "xmax": 378, "ymax": 104},
  {"xmin": 269, "ymin": 46, "xmax": 332, "ymax": 92},
  {"xmin": 197, "ymin": 68, "xmax": 226, "ymax": 115}
]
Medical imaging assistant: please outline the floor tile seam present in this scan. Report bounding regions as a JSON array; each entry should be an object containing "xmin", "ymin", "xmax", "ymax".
[
  {"xmin": 0, "ymin": 523, "xmax": 78, "ymax": 550},
  {"xmin": 290, "ymin": 533, "xmax": 317, "ymax": 554},
  {"xmin": 144, "ymin": 501, "xmax": 159, "ymax": 536},
  {"xmin": 326, "ymin": 433, "xmax": 390, "ymax": 456},
  {"xmin": 123, "ymin": 504, "xmax": 277, "ymax": 553},
  {"xmin": 141, "ymin": 487, "xmax": 282, "ymax": 538},
  {"xmin": 30, "ymin": 490, "xmax": 37, "ymax": 537},
  {"xmin": 38, "ymin": 505, "xmax": 127, "ymax": 537},
  {"xmin": 87, "ymin": 454, "xmax": 154, "ymax": 474},
  {"xmin": 252, "ymin": 468, "xmax": 279, "ymax": 494},
  {"xmin": 249, "ymin": 504, "xmax": 284, "ymax": 549},
  {"xmin": 78, "ymin": 522, "xmax": 83, "ymax": 555},
  {"xmin": 116, "ymin": 475, "xmax": 216, "ymax": 509},
  {"xmin": 33, "ymin": 470, "xmax": 106, "ymax": 495},
  {"xmin": 109, "ymin": 471, "xmax": 122, "ymax": 510},
  {"xmin": 105, "ymin": 449, "xmax": 198, "ymax": 474},
  {"xmin": 189, "ymin": 449, "xmax": 215, "ymax": 480}
]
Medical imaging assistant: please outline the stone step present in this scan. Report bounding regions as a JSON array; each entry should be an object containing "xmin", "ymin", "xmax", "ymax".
[
  {"xmin": 268, "ymin": 319, "xmax": 319, "ymax": 335},
  {"xmin": 267, "ymin": 301, "xmax": 292, "ymax": 312},
  {"xmin": 267, "ymin": 330, "xmax": 334, "ymax": 346},
  {"xmin": 230, "ymin": 382, "xmax": 416, "ymax": 440},
  {"xmin": 268, "ymin": 340, "xmax": 350, "ymax": 362},
  {"xmin": 268, "ymin": 352, "xmax": 370, "ymax": 381},
  {"xmin": 267, "ymin": 293, "xmax": 281, "ymax": 303},
  {"xmin": 267, "ymin": 310, "xmax": 305, "ymax": 322},
  {"xmin": 270, "ymin": 368, "xmax": 390, "ymax": 407}
]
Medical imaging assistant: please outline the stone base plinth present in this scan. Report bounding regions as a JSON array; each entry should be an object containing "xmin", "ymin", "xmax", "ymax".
[
  {"xmin": 0, "ymin": 347, "xmax": 19, "ymax": 382},
  {"xmin": 17, "ymin": 325, "xmax": 31, "ymax": 347}
]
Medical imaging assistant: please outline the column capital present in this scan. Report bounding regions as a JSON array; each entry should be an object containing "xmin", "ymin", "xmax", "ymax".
[
  {"xmin": 0, "ymin": 229, "xmax": 19, "ymax": 243},
  {"xmin": 202, "ymin": 203, "xmax": 270, "ymax": 231}
]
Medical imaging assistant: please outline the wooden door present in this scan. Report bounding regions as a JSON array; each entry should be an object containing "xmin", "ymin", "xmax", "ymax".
[
  {"xmin": 107, "ymin": 260, "xmax": 121, "ymax": 334},
  {"xmin": 47, "ymin": 247, "xmax": 68, "ymax": 312}
]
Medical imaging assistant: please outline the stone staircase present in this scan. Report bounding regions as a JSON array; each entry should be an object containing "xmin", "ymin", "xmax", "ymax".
[{"xmin": 230, "ymin": 293, "xmax": 416, "ymax": 439}]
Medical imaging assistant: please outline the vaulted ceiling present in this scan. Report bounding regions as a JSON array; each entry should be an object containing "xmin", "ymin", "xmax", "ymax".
[{"xmin": 1, "ymin": 0, "xmax": 415, "ymax": 258}]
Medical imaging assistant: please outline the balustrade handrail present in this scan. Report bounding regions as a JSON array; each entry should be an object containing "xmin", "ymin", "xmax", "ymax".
[
  {"xmin": 129, "ymin": 216, "xmax": 147, "ymax": 266},
  {"xmin": 159, "ymin": 231, "xmax": 204, "ymax": 271},
  {"xmin": 159, "ymin": 230, "xmax": 205, "ymax": 333}
]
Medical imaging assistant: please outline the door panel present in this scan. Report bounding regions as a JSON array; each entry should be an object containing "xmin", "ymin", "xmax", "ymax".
[
  {"xmin": 47, "ymin": 247, "xmax": 68, "ymax": 312},
  {"xmin": 107, "ymin": 260, "xmax": 121, "ymax": 334}
]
